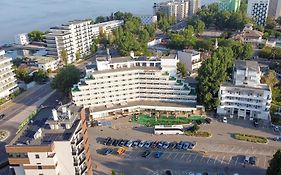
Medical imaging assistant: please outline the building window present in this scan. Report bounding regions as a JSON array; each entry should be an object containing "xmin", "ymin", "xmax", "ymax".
[
  {"xmin": 38, "ymin": 166, "xmax": 42, "ymax": 169},
  {"xmin": 35, "ymin": 154, "xmax": 40, "ymax": 159}
]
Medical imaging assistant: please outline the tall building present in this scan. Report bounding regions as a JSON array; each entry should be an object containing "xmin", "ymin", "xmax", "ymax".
[
  {"xmin": 46, "ymin": 20, "xmax": 123, "ymax": 64},
  {"xmin": 177, "ymin": 50, "xmax": 202, "ymax": 72},
  {"xmin": 218, "ymin": 0, "xmax": 241, "ymax": 12},
  {"xmin": 188, "ymin": 0, "xmax": 201, "ymax": 16},
  {"xmin": 0, "ymin": 50, "xmax": 18, "ymax": 99},
  {"xmin": 71, "ymin": 54, "xmax": 199, "ymax": 119},
  {"xmin": 6, "ymin": 103, "xmax": 93, "ymax": 175},
  {"xmin": 268, "ymin": 0, "xmax": 281, "ymax": 19},
  {"xmin": 153, "ymin": 0, "xmax": 189, "ymax": 21},
  {"xmin": 14, "ymin": 33, "xmax": 30, "ymax": 45},
  {"xmin": 247, "ymin": 0, "xmax": 269, "ymax": 25},
  {"xmin": 217, "ymin": 60, "xmax": 271, "ymax": 120}
]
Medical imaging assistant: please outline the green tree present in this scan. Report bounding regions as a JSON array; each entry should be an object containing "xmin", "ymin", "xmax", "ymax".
[
  {"xmin": 195, "ymin": 39, "xmax": 213, "ymax": 51},
  {"xmin": 267, "ymin": 149, "xmax": 281, "ymax": 175},
  {"xmin": 111, "ymin": 170, "xmax": 116, "ymax": 175},
  {"xmin": 177, "ymin": 62, "xmax": 188, "ymax": 77},
  {"xmin": 15, "ymin": 67, "xmax": 33, "ymax": 83},
  {"xmin": 28, "ymin": 30, "xmax": 45, "ymax": 42},
  {"xmin": 75, "ymin": 52, "xmax": 81, "ymax": 61},
  {"xmin": 60, "ymin": 49, "xmax": 68, "ymax": 65},
  {"xmin": 51, "ymin": 65, "xmax": 80, "ymax": 95},
  {"xmin": 197, "ymin": 47, "xmax": 234, "ymax": 110},
  {"xmin": 266, "ymin": 17, "xmax": 277, "ymax": 29},
  {"xmin": 95, "ymin": 16, "xmax": 106, "ymax": 23},
  {"xmin": 33, "ymin": 69, "xmax": 48, "ymax": 83}
]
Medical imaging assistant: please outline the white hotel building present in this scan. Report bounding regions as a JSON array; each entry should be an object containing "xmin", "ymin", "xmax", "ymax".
[
  {"xmin": 0, "ymin": 50, "xmax": 18, "ymax": 99},
  {"xmin": 71, "ymin": 54, "xmax": 199, "ymax": 119},
  {"xmin": 217, "ymin": 60, "xmax": 271, "ymax": 120},
  {"xmin": 6, "ymin": 104, "xmax": 92, "ymax": 175},
  {"xmin": 46, "ymin": 20, "xmax": 123, "ymax": 64}
]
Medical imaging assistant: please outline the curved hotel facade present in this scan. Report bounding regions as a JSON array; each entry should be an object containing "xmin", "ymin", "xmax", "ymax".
[{"xmin": 71, "ymin": 54, "xmax": 199, "ymax": 119}]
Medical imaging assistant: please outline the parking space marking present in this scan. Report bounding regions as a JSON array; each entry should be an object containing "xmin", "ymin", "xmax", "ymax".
[
  {"xmin": 234, "ymin": 157, "xmax": 239, "ymax": 166},
  {"xmin": 227, "ymin": 156, "xmax": 232, "ymax": 165},
  {"xmin": 206, "ymin": 155, "xmax": 213, "ymax": 164},
  {"xmin": 221, "ymin": 156, "xmax": 225, "ymax": 165},
  {"xmin": 200, "ymin": 155, "xmax": 206, "ymax": 162},
  {"xmin": 193, "ymin": 153, "xmax": 198, "ymax": 161},
  {"xmin": 185, "ymin": 153, "xmax": 192, "ymax": 161},
  {"xmin": 213, "ymin": 155, "xmax": 219, "ymax": 164},
  {"xmin": 263, "ymin": 157, "xmax": 268, "ymax": 168},
  {"xmin": 179, "ymin": 153, "xmax": 185, "ymax": 160},
  {"xmin": 229, "ymin": 146, "xmax": 235, "ymax": 153}
]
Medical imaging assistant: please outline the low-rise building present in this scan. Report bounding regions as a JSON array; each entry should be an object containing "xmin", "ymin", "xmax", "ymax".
[
  {"xmin": 71, "ymin": 54, "xmax": 199, "ymax": 119},
  {"xmin": 233, "ymin": 24, "xmax": 264, "ymax": 44},
  {"xmin": 5, "ymin": 103, "xmax": 93, "ymax": 175},
  {"xmin": 27, "ymin": 56, "xmax": 59, "ymax": 71},
  {"xmin": 217, "ymin": 60, "xmax": 271, "ymax": 120},
  {"xmin": 92, "ymin": 20, "xmax": 124, "ymax": 35},
  {"xmin": 15, "ymin": 33, "xmax": 30, "ymax": 45},
  {"xmin": 0, "ymin": 50, "xmax": 18, "ymax": 99},
  {"xmin": 177, "ymin": 50, "xmax": 202, "ymax": 72}
]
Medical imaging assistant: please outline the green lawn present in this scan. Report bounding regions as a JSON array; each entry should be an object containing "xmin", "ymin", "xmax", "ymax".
[{"xmin": 132, "ymin": 114, "xmax": 206, "ymax": 126}]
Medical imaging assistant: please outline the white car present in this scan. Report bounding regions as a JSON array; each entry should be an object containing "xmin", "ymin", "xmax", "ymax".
[
  {"xmin": 138, "ymin": 141, "xmax": 145, "ymax": 147},
  {"xmin": 223, "ymin": 117, "xmax": 227, "ymax": 123}
]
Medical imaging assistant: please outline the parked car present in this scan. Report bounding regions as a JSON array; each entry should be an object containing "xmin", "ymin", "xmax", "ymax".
[
  {"xmin": 132, "ymin": 140, "xmax": 141, "ymax": 147},
  {"xmin": 244, "ymin": 156, "xmax": 250, "ymax": 164},
  {"xmin": 253, "ymin": 118, "xmax": 258, "ymax": 127},
  {"xmin": 151, "ymin": 141, "xmax": 158, "ymax": 149},
  {"xmin": 165, "ymin": 170, "xmax": 172, "ymax": 175},
  {"xmin": 117, "ymin": 147, "xmax": 126, "ymax": 155},
  {"xmin": 112, "ymin": 139, "xmax": 118, "ymax": 146},
  {"xmin": 182, "ymin": 142, "xmax": 190, "ymax": 150},
  {"xmin": 103, "ymin": 148, "xmax": 113, "ymax": 155},
  {"xmin": 126, "ymin": 140, "xmax": 133, "ymax": 147},
  {"xmin": 162, "ymin": 142, "xmax": 169, "ymax": 149},
  {"xmin": 138, "ymin": 140, "xmax": 146, "ymax": 148},
  {"xmin": 104, "ymin": 137, "xmax": 111, "ymax": 145},
  {"xmin": 273, "ymin": 126, "xmax": 280, "ymax": 132},
  {"xmin": 0, "ymin": 114, "xmax": 5, "ymax": 119},
  {"xmin": 273, "ymin": 137, "xmax": 281, "ymax": 142},
  {"xmin": 97, "ymin": 121, "xmax": 102, "ymax": 126},
  {"xmin": 188, "ymin": 142, "xmax": 197, "ymax": 149},
  {"xmin": 107, "ymin": 139, "xmax": 114, "ymax": 146},
  {"xmin": 142, "ymin": 150, "xmax": 151, "ymax": 158},
  {"xmin": 196, "ymin": 120, "xmax": 202, "ymax": 125},
  {"xmin": 249, "ymin": 156, "xmax": 256, "ymax": 165},
  {"xmin": 176, "ymin": 141, "xmax": 183, "ymax": 149},
  {"xmin": 223, "ymin": 117, "xmax": 227, "ymax": 123},
  {"xmin": 205, "ymin": 118, "xmax": 212, "ymax": 124},
  {"xmin": 118, "ymin": 139, "xmax": 125, "ymax": 146},
  {"xmin": 157, "ymin": 141, "xmax": 164, "ymax": 149},
  {"xmin": 144, "ymin": 141, "xmax": 152, "ymax": 149},
  {"xmin": 154, "ymin": 151, "xmax": 162, "ymax": 158},
  {"xmin": 168, "ymin": 142, "xmax": 177, "ymax": 149}
]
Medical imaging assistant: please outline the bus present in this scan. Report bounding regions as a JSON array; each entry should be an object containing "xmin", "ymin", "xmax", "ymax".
[{"xmin": 154, "ymin": 125, "xmax": 184, "ymax": 135}]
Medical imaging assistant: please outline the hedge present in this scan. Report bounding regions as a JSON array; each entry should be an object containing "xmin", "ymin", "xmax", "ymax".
[{"xmin": 233, "ymin": 133, "xmax": 268, "ymax": 144}]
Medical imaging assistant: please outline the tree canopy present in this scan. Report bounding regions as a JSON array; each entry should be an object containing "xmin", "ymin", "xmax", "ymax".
[
  {"xmin": 259, "ymin": 47, "xmax": 281, "ymax": 60},
  {"xmin": 168, "ymin": 26, "xmax": 197, "ymax": 50},
  {"xmin": 197, "ymin": 47, "xmax": 234, "ymax": 110},
  {"xmin": 267, "ymin": 149, "xmax": 281, "ymax": 175},
  {"xmin": 51, "ymin": 65, "xmax": 80, "ymax": 94},
  {"xmin": 28, "ymin": 30, "xmax": 45, "ymax": 42}
]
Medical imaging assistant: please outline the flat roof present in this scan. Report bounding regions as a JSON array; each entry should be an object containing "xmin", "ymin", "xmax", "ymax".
[
  {"xmin": 90, "ymin": 100, "xmax": 197, "ymax": 113},
  {"xmin": 235, "ymin": 60, "xmax": 259, "ymax": 72},
  {"xmin": 221, "ymin": 81, "xmax": 270, "ymax": 91},
  {"xmin": 28, "ymin": 56, "xmax": 57, "ymax": 64},
  {"xmin": 93, "ymin": 66, "xmax": 161, "ymax": 75},
  {"xmin": 11, "ymin": 104, "xmax": 82, "ymax": 146}
]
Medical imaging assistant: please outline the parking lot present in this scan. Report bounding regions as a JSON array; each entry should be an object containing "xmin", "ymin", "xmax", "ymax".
[{"xmin": 89, "ymin": 116, "xmax": 281, "ymax": 175}]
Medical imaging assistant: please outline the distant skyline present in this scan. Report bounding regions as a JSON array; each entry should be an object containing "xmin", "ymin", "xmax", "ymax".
[{"xmin": 0, "ymin": 0, "xmax": 217, "ymax": 45}]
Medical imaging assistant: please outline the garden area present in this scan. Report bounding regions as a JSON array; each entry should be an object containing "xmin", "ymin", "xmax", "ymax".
[
  {"xmin": 233, "ymin": 133, "xmax": 268, "ymax": 144},
  {"xmin": 132, "ymin": 114, "xmax": 206, "ymax": 127}
]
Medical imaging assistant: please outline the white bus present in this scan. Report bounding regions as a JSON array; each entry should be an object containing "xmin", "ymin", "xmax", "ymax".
[{"xmin": 154, "ymin": 125, "xmax": 184, "ymax": 135}]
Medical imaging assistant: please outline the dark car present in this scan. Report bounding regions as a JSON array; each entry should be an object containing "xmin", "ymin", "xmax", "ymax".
[
  {"xmin": 188, "ymin": 142, "xmax": 197, "ymax": 149},
  {"xmin": 112, "ymin": 139, "xmax": 119, "ymax": 146},
  {"xmin": 123, "ymin": 140, "xmax": 129, "ymax": 146},
  {"xmin": 249, "ymin": 156, "xmax": 256, "ymax": 165},
  {"xmin": 103, "ymin": 148, "xmax": 113, "ymax": 155},
  {"xmin": 142, "ymin": 150, "xmax": 151, "ymax": 158},
  {"xmin": 118, "ymin": 139, "xmax": 125, "ymax": 146},
  {"xmin": 0, "ymin": 114, "xmax": 5, "ymax": 119},
  {"xmin": 205, "ymin": 118, "xmax": 212, "ymax": 124},
  {"xmin": 154, "ymin": 151, "xmax": 163, "ymax": 158},
  {"xmin": 168, "ymin": 142, "xmax": 177, "ymax": 149},
  {"xmin": 182, "ymin": 142, "xmax": 190, "ymax": 150},
  {"xmin": 157, "ymin": 141, "xmax": 164, "ymax": 149},
  {"xmin": 176, "ymin": 141, "xmax": 183, "ymax": 149},
  {"xmin": 195, "ymin": 120, "xmax": 202, "ymax": 125},
  {"xmin": 165, "ymin": 170, "xmax": 172, "ymax": 175},
  {"xmin": 106, "ymin": 139, "xmax": 114, "ymax": 146},
  {"xmin": 104, "ymin": 137, "xmax": 111, "ymax": 145},
  {"xmin": 151, "ymin": 141, "xmax": 158, "ymax": 149}
]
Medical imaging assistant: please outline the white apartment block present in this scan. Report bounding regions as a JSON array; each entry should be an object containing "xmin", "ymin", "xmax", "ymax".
[
  {"xmin": 6, "ymin": 104, "xmax": 93, "ymax": 175},
  {"xmin": 217, "ymin": 60, "xmax": 271, "ymax": 120},
  {"xmin": 268, "ymin": 0, "xmax": 281, "ymax": 19},
  {"xmin": 153, "ymin": 0, "xmax": 189, "ymax": 21},
  {"xmin": 138, "ymin": 15, "xmax": 158, "ymax": 25},
  {"xmin": 28, "ymin": 56, "xmax": 59, "ymax": 71},
  {"xmin": 247, "ymin": 0, "xmax": 269, "ymax": 25},
  {"xmin": 46, "ymin": 20, "xmax": 123, "ymax": 64},
  {"xmin": 15, "ymin": 33, "xmax": 30, "ymax": 45},
  {"xmin": 188, "ymin": 0, "xmax": 201, "ymax": 16},
  {"xmin": 0, "ymin": 50, "xmax": 18, "ymax": 99},
  {"xmin": 177, "ymin": 50, "xmax": 202, "ymax": 72},
  {"xmin": 71, "ymin": 54, "xmax": 198, "ymax": 119}
]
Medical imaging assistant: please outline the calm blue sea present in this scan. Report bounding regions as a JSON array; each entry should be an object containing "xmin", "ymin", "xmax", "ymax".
[{"xmin": 0, "ymin": 0, "xmax": 216, "ymax": 45}]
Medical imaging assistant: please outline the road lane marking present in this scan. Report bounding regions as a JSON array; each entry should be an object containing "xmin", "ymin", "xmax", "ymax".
[
  {"xmin": 193, "ymin": 154, "xmax": 198, "ymax": 161},
  {"xmin": 227, "ymin": 156, "xmax": 232, "ymax": 164}
]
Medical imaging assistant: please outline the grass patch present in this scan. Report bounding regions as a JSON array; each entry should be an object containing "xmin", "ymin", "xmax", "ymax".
[
  {"xmin": 132, "ymin": 114, "xmax": 206, "ymax": 127},
  {"xmin": 185, "ymin": 131, "xmax": 211, "ymax": 137},
  {"xmin": 233, "ymin": 133, "xmax": 268, "ymax": 144}
]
